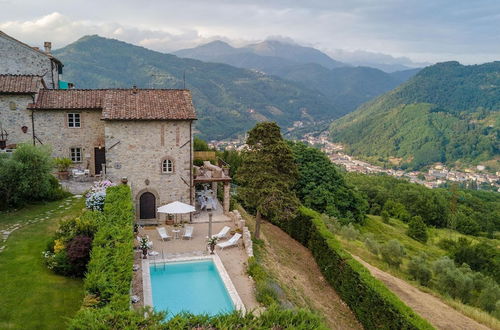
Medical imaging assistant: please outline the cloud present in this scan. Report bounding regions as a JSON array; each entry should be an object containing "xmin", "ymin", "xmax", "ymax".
[
  {"xmin": 0, "ymin": 12, "xmax": 221, "ymax": 53},
  {"xmin": 1, "ymin": 1, "xmax": 499, "ymax": 65}
]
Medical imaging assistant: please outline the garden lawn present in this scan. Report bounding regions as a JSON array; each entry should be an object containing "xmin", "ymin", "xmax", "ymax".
[{"xmin": 0, "ymin": 197, "xmax": 85, "ymax": 330}]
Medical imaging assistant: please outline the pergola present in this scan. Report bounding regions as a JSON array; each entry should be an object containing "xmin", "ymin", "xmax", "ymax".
[{"xmin": 193, "ymin": 160, "xmax": 232, "ymax": 213}]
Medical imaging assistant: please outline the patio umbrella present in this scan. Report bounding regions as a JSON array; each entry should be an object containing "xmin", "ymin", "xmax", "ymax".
[
  {"xmin": 157, "ymin": 201, "xmax": 195, "ymax": 214},
  {"xmin": 157, "ymin": 201, "xmax": 195, "ymax": 224}
]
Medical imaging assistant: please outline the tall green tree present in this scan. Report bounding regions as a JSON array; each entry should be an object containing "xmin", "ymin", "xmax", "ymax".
[
  {"xmin": 288, "ymin": 142, "xmax": 367, "ymax": 223},
  {"xmin": 237, "ymin": 122, "xmax": 299, "ymax": 239}
]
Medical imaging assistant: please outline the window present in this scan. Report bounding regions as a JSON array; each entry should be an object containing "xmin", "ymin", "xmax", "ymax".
[
  {"xmin": 68, "ymin": 113, "xmax": 81, "ymax": 128},
  {"xmin": 162, "ymin": 159, "xmax": 173, "ymax": 173},
  {"xmin": 70, "ymin": 147, "xmax": 82, "ymax": 162}
]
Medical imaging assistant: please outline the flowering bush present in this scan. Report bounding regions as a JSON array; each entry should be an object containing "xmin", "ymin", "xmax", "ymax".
[
  {"xmin": 44, "ymin": 211, "xmax": 101, "ymax": 277},
  {"xmin": 85, "ymin": 180, "xmax": 116, "ymax": 211},
  {"xmin": 53, "ymin": 239, "xmax": 65, "ymax": 253},
  {"xmin": 85, "ymin": 191, "xmax": 106, "ymax": 211}
]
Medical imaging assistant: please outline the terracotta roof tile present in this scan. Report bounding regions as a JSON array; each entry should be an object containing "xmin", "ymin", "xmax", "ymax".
[
  {"xmin": 28, "ymin": 89, "xmax": 197, "ymax": 120},
  {"xmin": 102, "ymin": 89, "xmax": 196, "ymax": 120},
  {"xmin": 0, "ymin": 74, "xmax": 45, "ymax": 94},
  {"xmin": 30, "ymin": 89, "xmax": 105, "ymax": 109}
]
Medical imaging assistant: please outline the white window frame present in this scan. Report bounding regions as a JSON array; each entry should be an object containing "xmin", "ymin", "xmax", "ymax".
[
  {"xmin": 162, "ymin": 159, "xmax": 173, "ymax": 174},
  {"xmin": 68, "ymin": 113, "xmax": 81, "ymax": 128},
  {"xmin": 70, "ymin": 147, "xmax": 82, "ymax": 163}
]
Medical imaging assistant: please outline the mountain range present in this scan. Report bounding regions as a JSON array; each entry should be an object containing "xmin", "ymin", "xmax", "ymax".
[
  {"xmin": 54, "ymin": 35, "xmax": 344, "ymax": 140},
  {"xmin": 54, "ymin": 36, "xmax": 418, "ymax": 140},
  {"xmin": 174, "ymin": 40, "xmax": 420, "ymax": 114},
  {"xmin": 329, "ymin": 61, "xmax": 500, "ymax": 170}
]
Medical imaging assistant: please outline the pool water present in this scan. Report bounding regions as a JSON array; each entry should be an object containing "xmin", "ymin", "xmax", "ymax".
[{"xmin": 150, "ymin": 259, "xmax": 234, "ymax": 318}]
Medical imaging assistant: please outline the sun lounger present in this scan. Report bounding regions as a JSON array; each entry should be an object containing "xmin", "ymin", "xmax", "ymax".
[
  {"xmin": 183, "ymin": 225, "xmax": 194, "ymax": 239},
  {"xmin": 212, "ymin": 226, "xmax": 231, "ymax": 239},
  {"xmin": 217, "ymin": 233, "xmax": 241, "ymax": 250},
  {"xmin": 156, "ymin": 227, "xmax": 172, "ymax": 241}
]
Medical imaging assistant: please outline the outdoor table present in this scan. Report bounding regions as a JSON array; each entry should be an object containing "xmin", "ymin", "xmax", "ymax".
[{"xmin": 172, "ymin": 229, "xmax": 180, "ymax": 239}]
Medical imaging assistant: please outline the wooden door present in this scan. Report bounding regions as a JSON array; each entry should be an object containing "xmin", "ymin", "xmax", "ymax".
[
  {"xmin": 94, "ymin": 147, "xmax": 106, "ymax": 175},
  {"xmin": 140, "ymin": 192, "xmax": 156, "ymax": 219}
]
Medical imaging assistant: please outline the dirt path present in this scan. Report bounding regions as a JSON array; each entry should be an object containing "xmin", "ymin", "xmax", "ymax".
[
  {"xmin": 353, "ymin": 256, "xmax": 491, "ymax": 330},
  {"xmin": 259, "ymin": 221, "xmax": 363, "ymax": 329}
]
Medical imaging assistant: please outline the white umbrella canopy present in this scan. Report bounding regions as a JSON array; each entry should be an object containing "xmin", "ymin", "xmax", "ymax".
[{"xmin": 157, "ymin": 201, "xmax": 195, "ymax": 214}]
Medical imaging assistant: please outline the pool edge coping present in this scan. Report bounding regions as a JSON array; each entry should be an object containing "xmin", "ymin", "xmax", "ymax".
[{"xmin": 141, "ymin": 253, "xmax": 246, "ymax": 315}]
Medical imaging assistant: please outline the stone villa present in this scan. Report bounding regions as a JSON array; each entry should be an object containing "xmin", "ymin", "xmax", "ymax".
[{"xmin": 0, "ymin": 31, "xmax": 231, "ymax": 221}]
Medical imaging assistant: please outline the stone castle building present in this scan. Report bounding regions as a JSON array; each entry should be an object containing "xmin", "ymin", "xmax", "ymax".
[
  {"xmin": 28, "ymin": 88, "xmax": 197, "ymax": 220},
  {"xmin": 0, "ymin": 31, "xmax": 233, "ymax": 221},
  {"xmin": 0, "ymin": 31, "xmax": 218, "ymax": 222},
  {"xmin": 0, "ymin": 31, "xmax": 62, "ymax": 89}
]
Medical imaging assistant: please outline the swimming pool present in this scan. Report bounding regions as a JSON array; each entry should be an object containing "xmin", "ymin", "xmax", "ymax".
[{"xmin": 149, "ymin": 259, "xmax": 236, "ymax": 317}]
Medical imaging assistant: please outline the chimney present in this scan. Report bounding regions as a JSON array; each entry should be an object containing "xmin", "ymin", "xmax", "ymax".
[{"xmin": 44, "ymin": 41, "xmax": 52, "ymax": 54}]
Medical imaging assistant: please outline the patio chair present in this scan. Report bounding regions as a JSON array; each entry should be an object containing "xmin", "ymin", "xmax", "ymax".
[
  {"xmin": 156, "ymin": 227, "xmax": 172, "ymax": 241},
  {"xmin": 212, "ymin": 226, "xmax": 231, "ymax": 239},
  {"xmin": 183, "ymin": 225, "xmax": 194, "ymax": 240},
  {"xmin": 216, "ymin": 233, "xmax": 241, "ymax": 250}
]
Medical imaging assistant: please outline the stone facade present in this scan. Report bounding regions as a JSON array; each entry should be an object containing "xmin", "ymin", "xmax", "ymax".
[
  {"xmin": 0, "ymin": 33, "xmax": 61, "ymax": 89},
  {"xmin": 105, "ymin": 120, "xmax": 193, "ymax": 220},
  {"xmin": 34, "ymin": 110, "xmax": 105, "ymax": 175},
  {"xmin": 0, "ymin": 94, "xmax": 34, "ymax": 146}
]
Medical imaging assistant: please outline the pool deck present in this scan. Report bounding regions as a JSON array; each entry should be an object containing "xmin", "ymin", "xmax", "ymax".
[{"xmin": 132, "ymin": 219, "xmax": 259, "ymax": 313}]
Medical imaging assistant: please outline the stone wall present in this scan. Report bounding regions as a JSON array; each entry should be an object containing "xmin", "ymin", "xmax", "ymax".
[
  {"xmin": 0, "ymin": 94, "xmax": 35, "ymax": 146},
  {"xmin": 0, "ymin": 35, "xmax": 60, "ymax": 89},
  {"xmin": 104, "ymin": 120, "xmax": 193, "ymax": 220},
  {"xmin": 34, "ymin": 109, "xmax": 105, "ymax": 174}
]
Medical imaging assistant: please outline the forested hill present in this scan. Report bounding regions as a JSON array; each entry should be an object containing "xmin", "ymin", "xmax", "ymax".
[
  {"xmin": 330, "ymin": 61, "xmax": 500, "ymax": 170},
  {"xmin": 53, "ymin": 35, "xmax": 341, "ymax": 140}
]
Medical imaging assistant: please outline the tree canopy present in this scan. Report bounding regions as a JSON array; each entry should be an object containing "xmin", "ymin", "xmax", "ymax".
[
  {"xmin": 288, "ymin": 142, "xmax": 367, "ymax": 223},
  {"xmin": 237, "ymin": 122, "xmax": 299, "ymax": 237}
]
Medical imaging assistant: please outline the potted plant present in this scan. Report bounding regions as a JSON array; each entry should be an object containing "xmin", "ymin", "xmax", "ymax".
[
  {"xmin": 54, "ymin": 157, "xmax": 72, "ymax": 180},
  {"xmin": 138, "ymin": 236, "xmax": 151, "ymax": 259},
  {"xmin": 207, "ymin": 236, "xmax": 218, "ymax": 254},
  {"xmin": 165, "ymin": 214, "xmax": 174, "ymax": 225}
]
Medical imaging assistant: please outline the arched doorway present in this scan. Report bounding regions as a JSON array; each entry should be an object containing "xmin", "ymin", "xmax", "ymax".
[{"xmin": 139, "ymin": 192, "xmax": 156, "ymax": 219}]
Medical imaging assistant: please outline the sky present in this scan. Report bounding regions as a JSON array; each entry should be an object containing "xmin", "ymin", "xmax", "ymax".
[{"xmin": 1, "ymin": 0, "xmax": 499, "ymax": 66}]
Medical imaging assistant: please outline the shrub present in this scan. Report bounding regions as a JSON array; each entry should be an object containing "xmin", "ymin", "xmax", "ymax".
[
  {"xmin": 0, "ymin": 144, "xmax": 67, "ymax": 208},
  {"xmin": 277, "ymin": 207, "xmax": 432, "ymax": 329},
  {"xmin": 54, "ymin": 157, "xmax": 72, "ymax": 172},
  {"xmin": 69, "ymin": 305, "xmax": 327, "ymax": 330},
  {"xmin": 70, "ymin": 184, "xmax": 135, "ymax": 325},
  {"xmin": 381, "ymin": 210, "xmax": 390, "ymax": 223},
  {"xmin": 407, "ymin": 216, "xmax": 428, "ymax": 243},
  {"xmin": 85, "ymin": 180, "xmax": 116, "ymax": 211},
  {"xmin": 364, "ymin": 234, "xmax": 380, "ymax": 255},
  {"xmin": 455, "ymin": 213, "xmax": 480, "ymax": 235},
  {"xmin": 66, "ymin": 235, "xmax": 93, "ymax": 277},
  {"xmin": 339, "ymin": 223, "xmax": 359, "ymax": 241},
  {"xmin": 85, "ymin": 191, "xmax": 106, "ymax": 211},
  {"xmin": 380, "ymin": 239, "xmax": 405, "ymax": 268},
  {"xmin": 407, "ymin": 254, "xmax": 432, "ymax": 286}
]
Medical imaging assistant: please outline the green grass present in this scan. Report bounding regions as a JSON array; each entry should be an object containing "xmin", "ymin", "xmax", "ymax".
[
  {"xmin": 0, "ymin": 198, "xmax": 85, "ymax": 330},
  {"xmin": 337, "ymin": 215, "xmax": 500, "ymax": 328},
  {"xmin": 349, "ymin": 215, "xmax": 499, "ymax": 268}
]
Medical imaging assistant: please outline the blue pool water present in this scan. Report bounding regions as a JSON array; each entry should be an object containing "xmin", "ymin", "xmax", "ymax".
[{"xmin": 150, "ymin": 260, "xmax": 234, "ymax": 318}]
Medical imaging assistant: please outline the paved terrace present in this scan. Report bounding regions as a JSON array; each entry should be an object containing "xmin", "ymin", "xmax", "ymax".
[{"xmin": 134, "ymin": 220, "xmax": 258, "ymax": 312}]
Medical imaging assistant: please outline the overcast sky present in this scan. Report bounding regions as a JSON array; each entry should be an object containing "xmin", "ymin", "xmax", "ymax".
[{"xmin": 1, "ymin": 0, "xmax": 499, "ymax": 65}]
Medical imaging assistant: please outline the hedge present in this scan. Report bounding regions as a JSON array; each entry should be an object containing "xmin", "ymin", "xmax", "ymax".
[
  {"xmin": 69, "ymin": 184, "xmax": 135, "ymax": 328},
  {"xmin": 278, "ymin": 207, "xmax": 434, "ymax": 329}
]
